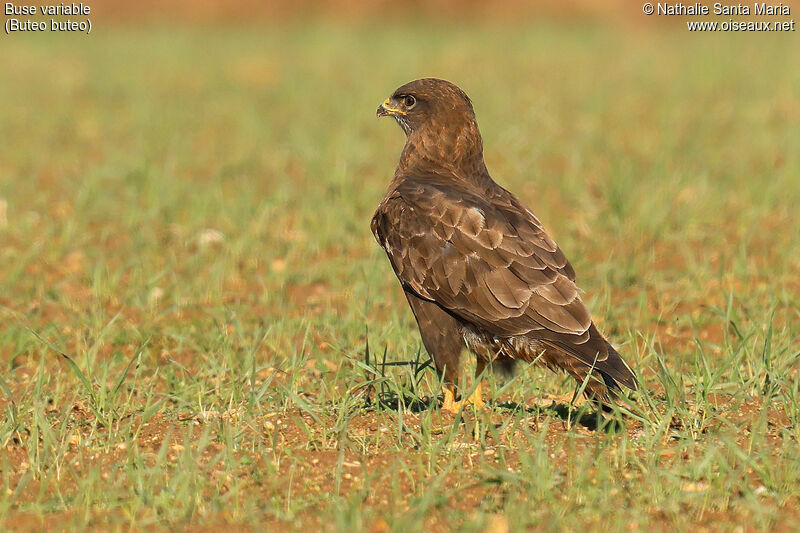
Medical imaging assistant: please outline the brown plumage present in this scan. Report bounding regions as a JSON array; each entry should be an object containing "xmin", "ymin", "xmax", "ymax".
[{"xmin": 371, "ymin": 78, "xmax": 636, "ymax": 411}]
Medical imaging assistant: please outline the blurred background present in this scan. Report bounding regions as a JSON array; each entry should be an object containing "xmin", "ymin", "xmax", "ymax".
[{"xmin": 101, "ymin": 1, "xmax": 641, "ymax": 21}]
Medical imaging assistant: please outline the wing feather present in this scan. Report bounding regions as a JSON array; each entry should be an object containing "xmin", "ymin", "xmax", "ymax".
[{"xmin": 372, "ymin": 176, "xmax": 589, "ymax": 345}]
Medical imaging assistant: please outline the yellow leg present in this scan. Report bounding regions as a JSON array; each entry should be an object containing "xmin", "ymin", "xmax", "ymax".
[
  {"xmin": 469, "ymin": 358, "xmax": 486, "ymax": 409},
  {"xmin": 442, "ymin": 359, "xmax": 487, "ymax": 413},
  {"xmin": 442, "ymin": 383, "xmax": 462, "ymax": 414}
]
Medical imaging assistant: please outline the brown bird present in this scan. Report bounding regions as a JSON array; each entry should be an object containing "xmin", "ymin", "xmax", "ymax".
[{"xmin": 371, "ymin": 78, "xmax": 637, "ymax": 413}]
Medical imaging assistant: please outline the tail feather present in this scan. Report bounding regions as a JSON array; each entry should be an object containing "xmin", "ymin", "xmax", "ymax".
[
  {"xmin": 547, "ymin": 323, "xmax": 638, "ymax": 393},
  {"xmin": 598, "ymin": 340, "xmax": 637, "ymax": 391}
]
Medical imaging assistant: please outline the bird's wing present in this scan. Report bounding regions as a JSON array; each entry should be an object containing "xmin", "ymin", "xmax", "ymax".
[
  {"xmin": 371, "ymin": 176, "xmax": 609, "ymax": 367},
  {"xmin": 488, "ymin": 185, "xmax": 577, "ymax": 282}
]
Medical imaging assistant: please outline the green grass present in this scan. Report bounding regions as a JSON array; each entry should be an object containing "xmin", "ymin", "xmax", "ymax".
[{"xmin": 1, "ymin": 19, "xmax": 799, "ymax": 531}]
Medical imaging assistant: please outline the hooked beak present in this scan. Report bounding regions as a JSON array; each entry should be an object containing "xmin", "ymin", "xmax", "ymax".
[{"xmin": 376, "ymin": 98, "xmax": 406, "ymax": 118}]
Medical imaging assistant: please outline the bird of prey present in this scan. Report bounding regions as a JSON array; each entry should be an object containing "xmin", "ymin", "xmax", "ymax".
[{"xmin": 371, "ymin": 78, "xmax": 637, "ymax": 413}]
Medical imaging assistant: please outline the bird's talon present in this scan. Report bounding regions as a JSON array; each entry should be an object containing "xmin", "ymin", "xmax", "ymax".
[{"xmin": 443, "ymin": 384, "xmax": 485, "ymax": 413}]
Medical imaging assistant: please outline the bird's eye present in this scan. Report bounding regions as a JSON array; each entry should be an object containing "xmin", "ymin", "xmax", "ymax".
[{"xmin": 403, "ymin": 95, "xmax": 416, "ymax": 109}]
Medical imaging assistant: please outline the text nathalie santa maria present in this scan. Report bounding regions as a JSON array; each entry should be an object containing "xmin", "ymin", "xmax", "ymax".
[{"xmin": 656, "ymin": 3, "xmax": 790, "ymax": 16}]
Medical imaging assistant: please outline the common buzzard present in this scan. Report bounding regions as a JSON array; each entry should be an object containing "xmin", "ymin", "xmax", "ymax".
[{"xmin": 372, "ymin": 78, "xmax": 637, "ymax": 412}]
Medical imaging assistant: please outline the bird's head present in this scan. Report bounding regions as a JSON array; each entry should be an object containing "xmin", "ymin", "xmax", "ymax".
[
  {"xmin": 377, "ymin": 78, "xmax": 477, "ymax": 137},
  {"xmin": 377, "ymin": 78, "xmax": 484, "ymax": 171}
]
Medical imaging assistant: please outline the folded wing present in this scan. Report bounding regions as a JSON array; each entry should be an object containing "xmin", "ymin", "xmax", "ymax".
[{"xmin": 372, "ymin": 175, "xmax": 636, "ymax": 389}]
